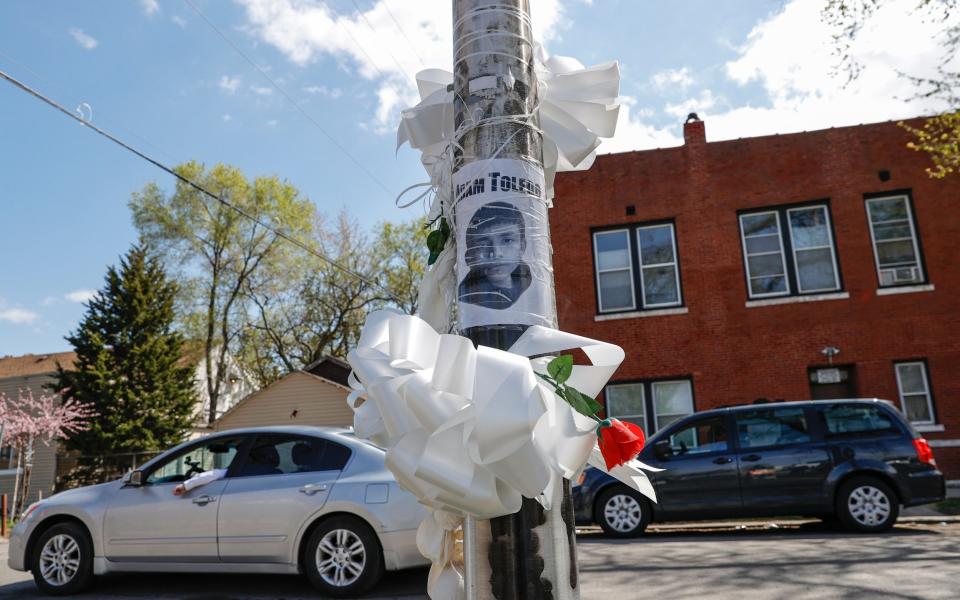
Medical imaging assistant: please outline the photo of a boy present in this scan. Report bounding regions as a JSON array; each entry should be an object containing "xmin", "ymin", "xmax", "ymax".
[{"xmin": 458, "ymin": 201, "xmax": 532, "ymax": 309}]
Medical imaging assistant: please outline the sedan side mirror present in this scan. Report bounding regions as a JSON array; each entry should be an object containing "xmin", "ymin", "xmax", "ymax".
[
  {"xmin": 653, "ymin": 439, "xmax": 673, "ymax": 460},
  {"xmin": 124, "ymin": 470, "xmax": 144, "ymax": 487}
]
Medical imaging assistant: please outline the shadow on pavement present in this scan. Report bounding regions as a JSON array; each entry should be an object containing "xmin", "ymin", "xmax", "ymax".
[{"xmin": 0, "ymin": 567, "xmax": 429, "ymax": 599}]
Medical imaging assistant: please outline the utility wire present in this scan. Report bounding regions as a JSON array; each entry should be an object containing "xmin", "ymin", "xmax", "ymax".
[
  {"xmin": 0, "ymin": 68, "xmax": 401, "ymax": 304},
  {"xmin": 182, "ymin": 0, "xmax": 393, "ymax": 195},
  {"xmin": 348, "ymin": 0, "xmax": 421, "ymax": 74},
  {"xmin": 381, "ymin": 0, "xmax": 426, "ymax": 67}
]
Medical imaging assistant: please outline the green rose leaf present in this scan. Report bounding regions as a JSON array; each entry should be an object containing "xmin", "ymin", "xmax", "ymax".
[
  {"xmin": 566, "ymin": 388, "xmax": 603, "ymax": 416},
  {"xmin": 547, "ymin": 355, "xmax": 574, "ymax": 384}
]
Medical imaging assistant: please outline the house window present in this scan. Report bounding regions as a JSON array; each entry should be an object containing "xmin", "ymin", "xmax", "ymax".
[
  {"xmin": 637, "ymin": 225, "xmax": 681, "ymax": 307},
  {"xmin": 739, "ymin": 203, "xmax": 840, "ymax": 299},
  {"xmin": 894, "ymin": 361, "xmax": 935, "ymax": 425},
  {"xmin": 592, "ymin": 222, "xmax": 682, "ymax": 313},
  {"xmin": 0, "ymin": 446, "xmax": 13, "ymax": 469},
  {"xmin": 605, "ymin": 378, "xmax": 694, "ymax": 436},
  {"xmin": 593, "ymin": 229, "xmax": 635, "ymax": 312},
  {"xmin": 865, "ymin": 195, "xmax": 925, "ymax": 287}
]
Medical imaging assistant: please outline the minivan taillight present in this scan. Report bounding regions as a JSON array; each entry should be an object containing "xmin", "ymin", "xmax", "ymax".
[{"xmin": 913, "ymin": 438, "xmax": 937, "ymax": 467}]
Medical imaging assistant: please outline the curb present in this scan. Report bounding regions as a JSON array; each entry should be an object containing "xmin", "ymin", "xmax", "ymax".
[{"xmin": 576, "ymin": 515, "xmax": 960, "ymax": 533}]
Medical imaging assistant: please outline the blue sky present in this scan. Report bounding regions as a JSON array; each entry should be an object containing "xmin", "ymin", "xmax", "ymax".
[{"xmin": 0, "ymin": 0, "xmax": 951, "ymax": 355}]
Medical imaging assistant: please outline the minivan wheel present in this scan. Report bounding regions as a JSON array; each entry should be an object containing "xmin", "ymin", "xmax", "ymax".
[
  {"xmin": 595, "ymin": 486, "xmax": 650, "ymax": 538},
  {"xmin": 304, "ymin": 515, "xmax": 384, "ymax": 598},
  {"xmin": 836, "ymin": 477, "xmax": 899, "ymax": 533},
  {"xmin": 30, "ymin": 522, "xmax": 95, "ymax": 595}
]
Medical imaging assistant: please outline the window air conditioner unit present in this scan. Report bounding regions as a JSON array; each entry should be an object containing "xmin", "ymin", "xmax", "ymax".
[{"xmin": 879, "ymin": 266, "xmax": 920, "ymax": 286}]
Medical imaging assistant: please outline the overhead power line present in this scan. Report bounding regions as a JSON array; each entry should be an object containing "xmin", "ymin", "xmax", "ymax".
[
  {"xmin": 0, "ymin": 68, "xmax": 401, "ymax": 304},
  {"xmin": 381, "ymin": 0, "xmax": 426, "ymax": 67},
  {"xmin": 182, "ymin": 0, "xmax": 393, "ymax": 195},
  {"xmin": 348, "ymin": 0, "xmax": 421, "ymax": 74}
]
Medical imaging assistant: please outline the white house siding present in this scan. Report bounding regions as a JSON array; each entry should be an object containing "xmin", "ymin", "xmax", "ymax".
[
  {"xmin": 0, "ymin": 374, "xmax": 60, "ymax": 507},
  {"xmin": 213, "ymin": 372, "xmax": 353, "ymax": 432}
]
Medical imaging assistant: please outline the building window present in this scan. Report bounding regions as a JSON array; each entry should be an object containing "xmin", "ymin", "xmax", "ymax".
[
  {"xmin": 593, "ymin": 229, "xmax": 635, "ymax": 312},
  {"xmin": 592, "ymin": 222, "xmax": 682, "ymax": 313},
  {"xmin": 605, "ymin": 378, "xmax": 694, "ymax": 436},
  {"xmin": 637, "ymin": 225, "xmax": 681, "ymax": 307},
  {"xmin": 894, "ymin": 361, "xmax": 935, "ymax": 425},
  {"xmin": 739, "ymin": 203, "xmax": 841, "ymax": 299},
  {"xmin": 865, "ymin": 195, "xmax": 925, "ymax": 287},
  {"xmin": 0, "ymin": 446, "xmax": 13, "ymax": 469}
]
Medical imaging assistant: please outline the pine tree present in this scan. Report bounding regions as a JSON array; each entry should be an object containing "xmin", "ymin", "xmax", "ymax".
[{"xmin": 53, "ymin": 243, "xmax": 197, "ymax": 480}]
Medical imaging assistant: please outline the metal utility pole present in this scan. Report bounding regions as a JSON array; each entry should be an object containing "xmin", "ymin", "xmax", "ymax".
[{"xmin": 452, "ymin": 1, "xmax": 578, "ymax": 598}]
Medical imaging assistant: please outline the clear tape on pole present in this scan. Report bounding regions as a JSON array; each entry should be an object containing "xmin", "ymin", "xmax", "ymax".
[{"xmin": 397, "ymin": 40, "xmax": 620, "ymax": 334}]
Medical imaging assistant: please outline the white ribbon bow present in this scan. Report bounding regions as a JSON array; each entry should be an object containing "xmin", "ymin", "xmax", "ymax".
[
  {"xmin": 397, "ymin": 46, "xmax": 620, "ymax": 204},
  {"xmin": 347, "ymin": 312, "xmax": 660, "ymax": 599},
  {"xmin": 346, "ymin": 310, "xmax": 659, "ymax": 516}
]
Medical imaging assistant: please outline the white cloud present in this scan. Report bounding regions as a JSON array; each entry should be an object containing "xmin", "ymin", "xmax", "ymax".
[
  {"xmin": 64, "ymin": 290, "xmax": 96, "ymax": 303},
  {"xmin": 237, "ymin": 0, "xmax": 568, "ymax": 131},
  {"xmin": 218, "ymin": 75, "xmax": 242, "ymax": 94},
  {"xmin": 222, "ymin": 113, "xmax": 232, "ymax": 122},
  {"xmin": 0, "ymin": 308, "xmax": 38, "ymax": 325},
  {"xmin": 599, "ymin": 0, "xmax": 956, "ymax": 153},
  {"xmin": 664, "ymin": 90, "xmax": 718, "ymax": 119},
  {"xmin": 141, "ymin": 0, "xmax": 160, "ymax": 16},
  {"xmin": 251, "ymin": 85, "xmax": 274, "ymax": 96},
  {"xmin": 303, "ymin": 84, "xmax": 343, "ymax": 99},
  {"xmin": 69, "ymin": 28, "xmax": 98, "ymax": 50},
  {"xmin": 599, "ymin": 96, "xmax": 681, "ymax": 154},
  {"xmin": 266, "ymin": 119, "xmax": 279, "ymax": 126},
  {"xmin": 708, "ymin": 0, "xmax": 954, "ymax": 141},
  {"xmin": 652, "ymin": 67, "xmax": 693, "ymax": 91},
  {"xmin": 172, "ymin": 15, "xmax": 187, "ymax": 28}
]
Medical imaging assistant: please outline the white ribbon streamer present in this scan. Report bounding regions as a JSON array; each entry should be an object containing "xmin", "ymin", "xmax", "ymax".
[{"xmin": 347, "ymin": 310, "xmax": 660, "ymax": 598}]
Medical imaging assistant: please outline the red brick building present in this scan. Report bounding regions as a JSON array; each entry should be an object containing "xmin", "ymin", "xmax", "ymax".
[{"xmin": 551, "ymin": 117, "xmax": 960, "ymax": 479}]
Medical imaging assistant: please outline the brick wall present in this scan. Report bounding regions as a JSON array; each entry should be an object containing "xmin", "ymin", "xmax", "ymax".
[{"xmin": 551, "ymin": 118, "xmax": 960, "ymax": 479}]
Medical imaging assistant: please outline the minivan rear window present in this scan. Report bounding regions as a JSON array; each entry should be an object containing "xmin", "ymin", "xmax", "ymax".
[{"xmin": 821, "ymin": 404, "xmax": 898, "ymax": 436}]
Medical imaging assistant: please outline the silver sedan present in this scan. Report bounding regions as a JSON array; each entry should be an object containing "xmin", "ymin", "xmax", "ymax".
[{"xmin": 8, "ymin": 426, "xmax": 429, "ymax": 597}]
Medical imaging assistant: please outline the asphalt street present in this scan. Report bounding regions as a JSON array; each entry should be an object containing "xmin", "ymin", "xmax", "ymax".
[{"xmin": 1, "ymin": 521, "xmax": 958, "ymax": 599}]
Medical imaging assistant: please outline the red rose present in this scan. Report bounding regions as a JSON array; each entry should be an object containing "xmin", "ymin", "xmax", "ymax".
[{"xmin": 598, "ymin": 418, "xmax": 645, "ymax": 470}]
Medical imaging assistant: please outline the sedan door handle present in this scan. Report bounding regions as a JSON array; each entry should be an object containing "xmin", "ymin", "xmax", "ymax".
[
  {"xmin": 192, "ymin": 495, "xmax": 215, "ymax": 505},
  {"xmin": 713, "ymin": 457, "xmax": 733, "ymax": 464},
  {"xmin": 300, "ymin": 483, "xmax": 329, "ymax": 496},
  {"xmin": 741, "ymin": 454, "xmax": 762, "ymax": 462}
]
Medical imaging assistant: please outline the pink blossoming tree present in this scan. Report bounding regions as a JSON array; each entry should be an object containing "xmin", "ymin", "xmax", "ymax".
[{"xmin": 0, "ymin": 388, "xmax": 95, "ymax": 518}]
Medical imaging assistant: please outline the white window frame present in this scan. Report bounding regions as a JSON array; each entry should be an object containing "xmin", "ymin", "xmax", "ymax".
[
  {"xmin": 739, "ymin": 210, "xmax": 791, "ymax": 299},
  {"xmin": 636, "ymin": 224, "xmax": 682, "ymax": 308},
  {"xmin": 651, "ymin": 380, "xmax": 695, "ymax": 431},
  {"xmin": 605, "ymin": 383, "xmax": 647, "ymax": 432},
  {"xmin": 785, "ymin": 205, "xmax": 841, "ymax": 294},
  {"xmin": 865, "ymin": 195, "xmax": 924, "ymax": 287},
  {"xmin": 593, "ymin": 229, "xmax": 637, "ymax": 313},
  {"xmin": 894, "ymin": 361, "xmax": 935, "ymax": 425}
]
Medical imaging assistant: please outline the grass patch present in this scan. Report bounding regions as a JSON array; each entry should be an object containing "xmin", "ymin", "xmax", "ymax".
[{"xmin": 935, "ymin": 498, "xmax": 960, "ymax": 515}]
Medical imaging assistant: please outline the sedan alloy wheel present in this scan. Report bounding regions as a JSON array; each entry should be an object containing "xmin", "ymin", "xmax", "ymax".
[
  {"xmin": 316, "ymin": 528, "xmax": 366, "ymax": 588},
  {"xmin": 40, "ymin": 534, "xmax": 81, "ymax": 587}
]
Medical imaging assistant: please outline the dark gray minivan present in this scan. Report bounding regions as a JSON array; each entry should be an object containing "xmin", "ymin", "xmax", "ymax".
[{"xmin": 573, "ymin": 399, "xmax": 945, "ymax": 537}]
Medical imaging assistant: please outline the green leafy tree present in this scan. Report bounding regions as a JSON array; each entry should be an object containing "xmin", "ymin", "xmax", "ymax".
[
  {"xmin": 373, "ymin": 218, "xmax": 428, "ymax": 315},
  {"xmin": 53, "ymin": 243, "xmax": 197, "ymax": 481},
  {"xmin": 130, "ymin": 162, "xmax": 315, "ymax": 423},
  {"xmin": 238, "ymin": 215, "xmax": 427, "ymax": 385},
  {"xmin": 823, "ymin": 0, "xmax": 960, "ymax": 177}
]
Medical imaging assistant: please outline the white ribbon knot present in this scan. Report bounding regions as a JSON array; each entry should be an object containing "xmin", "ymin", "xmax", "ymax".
[
  {"xmin": 348, "ymin": 312, "xmax": 662, "ymax": 599},
  {"xmin": 347, "ymin": 310, "xmax": 659, "ymax": 518}
]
